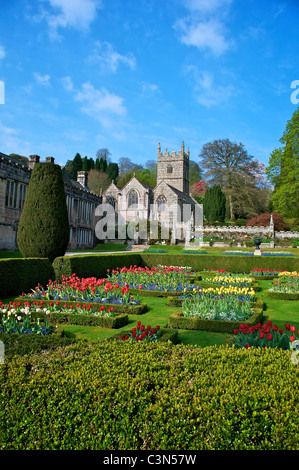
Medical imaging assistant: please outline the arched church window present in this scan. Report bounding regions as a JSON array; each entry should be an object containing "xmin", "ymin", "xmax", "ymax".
[
  {"xmin": 157, "ymin": 195, "xmax": 166, "ymax": 212},
  {"xmin": 128, "ymin": 189, "xmax": 138, "ymax": 209},
  {"xmin": 167, "ymin": 165, "xmax": 173, "ymax": 174},
  {"xmin": 106, "ymin": 195, "xmax": 116, "ymax": 209}
]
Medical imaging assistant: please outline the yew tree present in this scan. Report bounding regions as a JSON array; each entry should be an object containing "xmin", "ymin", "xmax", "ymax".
[{"xmin": 17, "ymin": 162, "xmax": 70, "ymax": 262}]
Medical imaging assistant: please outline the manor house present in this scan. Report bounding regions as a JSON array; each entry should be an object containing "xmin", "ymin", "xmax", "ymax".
[{"xmin": 0, "ymin": 152, "xmax": 101, "ymax": 251}]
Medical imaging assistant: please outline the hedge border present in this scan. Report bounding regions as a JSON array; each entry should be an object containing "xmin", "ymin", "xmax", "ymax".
[
  {"xmin": 167, "ymin": 307, "xmax": 264, "ymax": 333},
  {"xmin": 265, "ymin": 291, "xmax": 299, "ymax": 301}
]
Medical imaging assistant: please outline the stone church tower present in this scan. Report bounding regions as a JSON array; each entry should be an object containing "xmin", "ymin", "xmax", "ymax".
[{"xmin": 156, "ymin": 140, "xmax": 190, "ymax": 194}]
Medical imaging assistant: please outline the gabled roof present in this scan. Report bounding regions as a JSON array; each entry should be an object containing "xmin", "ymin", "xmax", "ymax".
[
  {"xmin": 154, "ymin": 179, "xmax": 199, "ymax": 205},
  {"xmin": 121, "ymin": 175, "xmax": 154, "ymax": 192}
]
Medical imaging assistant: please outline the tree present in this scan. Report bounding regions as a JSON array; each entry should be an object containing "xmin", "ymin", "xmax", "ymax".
[
  {"xmin": 17, "ymin": 162, "xmax": 69, "ymax": 262},
  {"xmin": 203, "ymin": 185, "xmax": 226, "ymax": 223},
  {"xmin": 190, "ymin": 180, "xmax": 208, "ymax": 203},
  {"xmin": 246, "ymin": 212, "xmax": 290, "ymax": 231},
  {"xmin": 87, "ymin": 169, "xmax": 111, "ymax": 195},
  {"xmin": 106, "ymin": 162, "xmax": 119, "ymax": 181},
  {"xmin": 96, "ymin": 148, "xmax": 111, "ymax": 163},
  {"xmin": 189, "ymin": 161, "xmax": 203, "ymax": 187},
  {"xmin": 266, "ymin": 107, "xmax": 299, "ymax": 218},
  {"xmin": 199, "ymin": 139, "xmax": 259, "ymax": 220}
]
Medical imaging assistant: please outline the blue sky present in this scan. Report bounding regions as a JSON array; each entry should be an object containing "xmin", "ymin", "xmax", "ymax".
[{"xmin": 0, "ymin": 0, "xmax": 299, "ymax": 170}]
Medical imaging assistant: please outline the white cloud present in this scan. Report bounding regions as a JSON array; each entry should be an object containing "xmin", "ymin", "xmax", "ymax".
[
  {"xmin": 181, "ymin": 0, "xmax": 232, "ymax": 14},
  {"xmin": 74, "ymin": 82, "xmax": 126, "ymax": 128},
  {"xmin": 176, "ymin": 18, "xmax": 233, "ymax": 56},
  {"xmin": 0, "ymin": 45, "xmax": 5, "ymax": 59},
  {"xmin": 186, "ymin": 66, "xmax": 236, "ymax": 107},
  {"xmin": 34, "ymin": 72, "xmax": 51, "ymax": 86},
  {"xmin": 39, "ymin": 0, "xmax": 101, "ymax": 38},
  {"xmin": 175, "ymin": 0, "xmax": 234, "ymax": 56},
  {"xmin": 88, "ymin": 41, "xmax": 136, "ymax": 73},
  {"xmin": 61, "ymin": 75, "xmax": 74, "ymax": 91}
]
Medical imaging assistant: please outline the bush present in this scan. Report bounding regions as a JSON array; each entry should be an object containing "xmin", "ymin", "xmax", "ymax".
[
  {"xmin": 17, "ymin": 162, "xmax": 70, "ymax": 262},
  {"xmin": 0, "ymin": 258, "xmax": 55, "ymax": 300},
  {"xmin": 246, "ymin": 212, "xmax": 290, "ymax": 231},
  {"xmin": 1, "ymin": 340, "xmax": 299, "ymax": 450}
]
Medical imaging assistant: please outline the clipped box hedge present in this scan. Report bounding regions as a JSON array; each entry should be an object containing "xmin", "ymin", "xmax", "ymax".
[
  {"xmin": 52, "ymin": 253, "xmax": 299, "ymax": 281},
  {"xmin": 1, "ymin": 340, "xmax": 299, "ymax": 450},
  {"xmin": 265, "ymin": 291, "xmax": 299, "ymax": 301},
  {"xmin": 0, "ymin": 258, "xmax": 55, "ymax": 300},
  {"xmin": 167, "ymin": 307, "xmax": 264, "ymax": 333}
]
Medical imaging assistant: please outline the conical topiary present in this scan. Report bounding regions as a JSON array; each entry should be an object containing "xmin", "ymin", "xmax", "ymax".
[{"xmin": 17, "ymin": 162, "xmax": 70, "ymax": 262}]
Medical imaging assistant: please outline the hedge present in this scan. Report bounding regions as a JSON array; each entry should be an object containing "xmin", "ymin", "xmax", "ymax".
[
  {"xmin": 167, "ymin": 307, "xmax": 264, "ymax": 333},
  {"xmin": 1, "ymin": 340, "xmax": 299, "ymax": 450},
  {"xmin": 0, "ymin": 325, "xmax": 74, "ymax": 358},
  {"xmin": 52, "ymin": 253, "xmax": 299, "ymax": 281},
  {"xmin": 2, "ymin": 252, "xmax": 299, "ymax": 300},
  {"xmin": 265, "ymin": 291, "xmax": 299, "ymax": 301},
  {"xmin": 52, "ymin": 253, "xmax": 145, "ymax": 280},
  {"xmin": 0, "ymin": 258, "xmax": 55, "ymax": 300}
]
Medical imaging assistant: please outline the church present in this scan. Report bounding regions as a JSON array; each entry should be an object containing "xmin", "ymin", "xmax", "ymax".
[{"xmin": 102, "ymin": 141, "xmax": 203, "ymax": 244}]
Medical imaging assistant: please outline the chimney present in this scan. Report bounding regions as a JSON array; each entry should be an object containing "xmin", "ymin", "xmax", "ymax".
[
  {"xmin": 77, "ymin": 170, "xmax": 88, "ymax": 187},
  {"xmin": 29, "ymin": 155, "xmax": 40, "ymax": 169},
  {"xmin": 45, "ymin": 156, "xmax": 55, "ymax": 164}
]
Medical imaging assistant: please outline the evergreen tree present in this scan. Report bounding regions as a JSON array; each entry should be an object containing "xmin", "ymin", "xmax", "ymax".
[
  {"xmin": 70, "ymin": 152, "xmax": 83, "ymax": 180},
  {"xmin": 82, "ymin": 156, "xmax": 88, "ymax": 171},
  {"xmin": 106, "ymin": 162, "xmax": 119, "ymax": 181},
  {"xmin": 17, "ymin": 162, "xmax": 70, "ymax": 262},
  {"xmin": 203, "ymin": 185, "xmax": 226, "ymax": 223}
]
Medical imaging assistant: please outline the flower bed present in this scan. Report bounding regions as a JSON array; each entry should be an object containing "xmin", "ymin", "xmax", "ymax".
[
  {"xmin": 0, "ymin": 302, "xmax": 52, "ymax": 336},
  {"xmin": 231, "ymin": 321, "xmax": 299, "ymax": 349},
  {"xmin": 250, "ymin": 268, "xmax": 286, "ymax": 279},
  {"xmin": 198, "ymin": 273, "xmax": 259, "ymax": 292},
  {"xmin": 266, "ymin": 272, "xmax": 299, "ymax": 300},
  {"xmin": 20, "ymin": 274, "xmax": 142, "ymax": 307},
  {"xmin": 168, "ymin": 305, "xmax": 264, "ymax": 333},
  {"xmin": 182, "ymin": 296, "xmax": 254, "ymax": 322},
  {"xmin": 106, "ymin": 265, "xmax": 202, "ymax": 295},
  {"xmin": 5, "ymin": 300, "xmax": 130, "ymax": 328}
]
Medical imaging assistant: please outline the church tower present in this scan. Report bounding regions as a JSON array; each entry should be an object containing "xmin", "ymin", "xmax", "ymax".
[{"xmin": 156, "ymin": 141, "xmax": 190, "ymax": 194}]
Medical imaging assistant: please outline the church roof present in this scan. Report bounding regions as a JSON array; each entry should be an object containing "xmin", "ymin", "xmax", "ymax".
[{"xmin": 155, "ymin": 180, "xmax": 200, "ymax": 205}]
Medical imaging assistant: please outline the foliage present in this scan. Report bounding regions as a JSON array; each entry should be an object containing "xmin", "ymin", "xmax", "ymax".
[
  {"xmin": 17, "ymin": 162, "xmax": 70, "ymax": 263},
  {"xmin": 246, "ymin": 212, "xmax": 290, "ymax": 231},
  {"xmin": 199, "ymin": 138, "xmax": 269, "ymax": 220},
  {"xmin": 0, "ymin": 258, "xmax": 55, "ymax": 299},
  {"xmin": 266, "ymin": 106, "xmax": 299, "ymax": 218},
  {"xmin": 203, "ymin": 185, "xmax": 226, "ymax": 223},
  {"xmin": 1, "ymin": 340, "xmax": 299, "ymax": 450},
  {"xmin": 87, "ymin": 169, "xmax": 111, "ymax": 194}
]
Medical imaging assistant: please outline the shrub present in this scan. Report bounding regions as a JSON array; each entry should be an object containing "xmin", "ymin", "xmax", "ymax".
[
  {"xmin": 1, "ymin": 341, "xmax": 299, "ymax": 450},
  {"xmin": 17, "ymin": 162, "xmax": 70, "ymax": 262},
  {"xmin": 246, "ymin": 212, "xmax": 290, "ymax": 231},
  {"xmin": 0, "ymin": 258, "xmax": 55, "ymax": 299}
]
